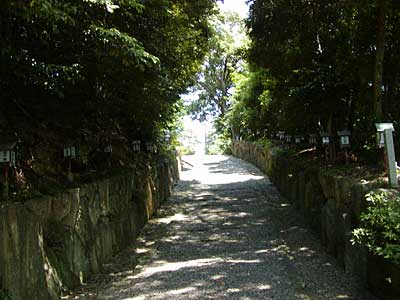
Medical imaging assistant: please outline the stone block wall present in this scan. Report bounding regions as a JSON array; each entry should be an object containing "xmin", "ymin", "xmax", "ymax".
[
  {"xmin": 0, "ymin": 156, "xmax": 179, "ymax": 300},
  {"xmin": 232, "ymin": 141, "xmax": 400, "ymax": 300}
]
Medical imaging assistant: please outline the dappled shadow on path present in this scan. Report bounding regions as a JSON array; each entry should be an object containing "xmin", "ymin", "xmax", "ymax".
[
  {"xmin": 65, "ymin": 155, "xmax": 377, "ymax": 300},
  {"xmin": 204, "ymin": 157, "xmax": 260, "ymax": 176}
]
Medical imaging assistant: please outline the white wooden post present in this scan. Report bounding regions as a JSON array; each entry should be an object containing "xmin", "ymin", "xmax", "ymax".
[{"xmin": 384, "ymin": 128, "xmax": 398, "ymax": 187}]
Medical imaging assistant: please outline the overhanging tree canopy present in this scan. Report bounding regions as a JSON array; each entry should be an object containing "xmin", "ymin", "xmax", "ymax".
[{"xmin": 0, "ymin": 0, "xmax": 217, "ymax": 180}]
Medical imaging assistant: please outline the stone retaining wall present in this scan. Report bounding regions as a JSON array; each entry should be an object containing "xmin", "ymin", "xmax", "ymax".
[
  {"xmin": 0, "ymin": 156, "xmax": 179, "ymax": 300},
  {"xmin": 232, "ymin": 141, "xmax": 400, "ymax": 300}
]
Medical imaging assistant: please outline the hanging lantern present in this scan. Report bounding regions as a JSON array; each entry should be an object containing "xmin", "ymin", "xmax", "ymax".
[
  {"xmin": 337, "ymin": 130, "xmax": 351, "ymax": 149},
  {"xmin": 375, "ymin": 123, "xmax": 394, "ymax": 148},
  {"xmin": 63, "ymin": 145, "xmax": 77, "ymax": 158},
  {"xmin": 308, "ymin": 134, "xmax": 318, "ymax": 145},
  {"xmin": 0, "ymin": 142, "xmax": 17, "ymax": 166},
  {"xmin": 320, "ymin": 132, "xmax": 331, "ymax": 146},
  {"xmin": 104, "ymin": 144, "xmax": 113, "ymax": 153},
  {"xmin": 145, "ymin": 142, "xmax": 153, "ymax": 152},
  {"xmin": 132, "ymin": 140, "xmax": 141, "ymax": 152},
  {"xmin": 278, "ymin": 131, "xmax": 285, "ymax": 140}
]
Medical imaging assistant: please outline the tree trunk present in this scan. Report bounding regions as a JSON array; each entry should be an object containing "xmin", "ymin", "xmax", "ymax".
[{"xmin": 373, "ymin": 0, "xmax": 387, "ymax": 121}]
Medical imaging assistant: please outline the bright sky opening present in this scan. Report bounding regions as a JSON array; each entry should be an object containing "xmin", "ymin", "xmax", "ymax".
[
  {"xmin": 218, "ymin": 0, "xmax": 249, "ymax": 18},
  {"xmin": 180, "ymin": 0, "xmax": 249, "ymax": 155}
]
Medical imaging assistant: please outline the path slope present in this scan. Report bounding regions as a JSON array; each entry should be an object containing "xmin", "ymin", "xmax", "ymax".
[{"xmin": 66, "ymin": 155, "xmax": 377, "ymax": 300}]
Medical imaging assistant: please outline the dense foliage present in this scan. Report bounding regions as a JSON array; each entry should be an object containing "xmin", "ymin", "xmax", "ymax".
[
  {"xmin": 226, "ymin": 0, "xmax": 400, "ymax": 161},
  {"xmin": 352, "ymin": 191, "xmax": 400, "ymax": 265},
  {"xmin": 185, "ymin": 10, "xmax": 246, "ymax": 154},
  {"xmin": 188, "ymin": 12, "xmax": 244, "ymax": 124},
  {"xmin": 0, "ymin": 0, "xmax": 216, "ymax": 193}
]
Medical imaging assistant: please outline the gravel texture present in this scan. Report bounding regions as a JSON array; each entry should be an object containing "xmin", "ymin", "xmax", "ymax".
[{"xmin": 65, "ymin": 155, "xmax": 378, "ymax": 300}]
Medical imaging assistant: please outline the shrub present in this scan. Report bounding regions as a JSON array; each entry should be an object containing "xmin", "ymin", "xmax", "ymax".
[
  {"xmin": 352, "ymin": 190, "xmax": 400, "ymax": 265},
  {"xmin": 0, "ymin": 289, "xmax": 13, "ymax": 300},
  {"xmin": 255, "ymin": 137, "xmax": 272, "ymax": 148}
]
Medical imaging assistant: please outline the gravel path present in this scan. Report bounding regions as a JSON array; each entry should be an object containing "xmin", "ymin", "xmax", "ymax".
[{"xmin": 65, "ymin": 155, "xmax": 378, "ymax": 300}]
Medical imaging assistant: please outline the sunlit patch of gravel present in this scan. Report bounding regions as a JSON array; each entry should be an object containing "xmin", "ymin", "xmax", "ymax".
[{"xmin": 65, "ymin": 155, "xmax": 378, "ymax": 300}]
